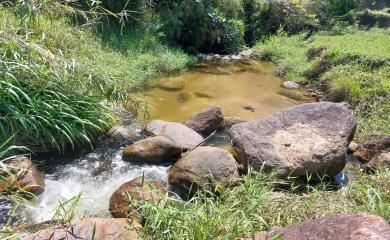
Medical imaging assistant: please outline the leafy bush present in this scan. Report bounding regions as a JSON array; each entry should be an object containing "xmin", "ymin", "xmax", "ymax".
[
  {"xmin": 243, "ymin": 0, "xmax": 316, "ymax": 45},
  {"xmin": 154, "ymin": 0, "xmax": 245, "ymax": 53}
]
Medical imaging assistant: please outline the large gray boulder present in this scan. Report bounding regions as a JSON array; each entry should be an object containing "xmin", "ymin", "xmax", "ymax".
[
  {"xmin": 146, "ymin": 120, "xmax": 204, "ymax": 149},
  {"xmin": 242, "ymin": 212, "xmax": 390, "ymax": 240},
  {"xmin": 185, "ymin": 106, "xmax": 224, "ymax": 135},
  {"xmin": 230, "ymin": 102, "xmax": 357, "ymax": 178},
  {"xmin": 122, "ymin": 136, "xmax": 182, "ymax": 164},
  {"xmin": 169, "ymin": 146, "xmax": 240, "ymax": 199}
]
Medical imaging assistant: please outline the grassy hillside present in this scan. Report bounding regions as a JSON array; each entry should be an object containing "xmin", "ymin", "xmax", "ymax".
[{"xmin": 255, "ymin": 28, "xmax": 390, "ymax": 140}]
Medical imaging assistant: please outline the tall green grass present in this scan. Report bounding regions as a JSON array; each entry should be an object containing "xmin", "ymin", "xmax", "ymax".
[
  {"xmin": 0, "ymin": 6, "xmax": 193, "ymax": 152},
  {"xmin": 137, "ymin": 170, "xmax": 390, "ymax": 239}
]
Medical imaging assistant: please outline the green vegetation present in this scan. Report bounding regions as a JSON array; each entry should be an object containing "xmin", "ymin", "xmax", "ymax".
[
  {"xmin": 255, "ymin": 28, "xmax": 390, "ymax": 139},
  {"xmin": 0, "ymin": 3, "xmax": 193, "ymax": 152},
  {"xmin": 0, "ymin": 0, "xmax": 389, "ymax": 239},
  {"xmin": 137, "ymin": 170, "xmax": 390, "ymax": 239}
]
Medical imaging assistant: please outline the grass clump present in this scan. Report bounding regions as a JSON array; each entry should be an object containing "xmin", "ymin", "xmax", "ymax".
[{"xmin": 137, "ymin": 170, "xmax": 390, "ymax": 239}]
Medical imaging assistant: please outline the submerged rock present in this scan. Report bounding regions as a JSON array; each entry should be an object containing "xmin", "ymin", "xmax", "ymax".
[
  {"xmin": 230, "ymin": 102, "xmax": 357, "ymax": 178},
  {"xmin": 146, "ymin": 120, "xmax": 204, "ymax": 149},
  {"xmin": 242, "ymin": 212, "xmax": 390, "ymax": 240},
  {"xmin": 24, "ymin": 218, "xmax": 139, "ymax": 240},
  {"xmin": 122, "ymin": 136, "xmax": 182, "ymax": 164},
  {"xmin": 169, "ymin": 146, "xmax": 240, "ymax": 199},
  {"xmin": 109, "ymin": 177, "xmax": 166, "ymax": 219},
  {"xmin": 185, "ymin": 106, "xmax": 224, "ymax": 135},
  {"xmin": 0, "ymin": 156, "xmax": 45, "ymax": 195},
  {"xmin": 282, "ymin": 81, "xmax": 300, "ymax": 89}
]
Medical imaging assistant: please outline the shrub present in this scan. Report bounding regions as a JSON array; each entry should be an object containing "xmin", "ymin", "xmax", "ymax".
[{"xmin": 243, "ymin": 0, "xmax": 316, "ymax": 45}]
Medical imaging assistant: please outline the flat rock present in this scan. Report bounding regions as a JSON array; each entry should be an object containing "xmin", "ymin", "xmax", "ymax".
[
  {"xmin": 109, "ymin": 177, "xmax": 166, "ymax": 219},
  {"xmin": 0, "ymin": 156, "xmax": 45, "ymax": 195},
  {"xmin": 282, "ymin": 81, "xmax": 300, "ymax": 89},
  {"xmin": 185, "ymin": 106, "xmax": 224, "ymax": 135},
  {"xmin": 169, "ymin": 146, "xmax": 240, "ymax": 199},
  {"xmin": 230, "ymin": 102, "xmax": 357, "ymax": 178},
  {"xmin": 146, "ymin": 120, "xmax": 204, "ymax": 149},
  {"xmin": 122, "ymin": 136, "xmax": 182, "ymax": 164},
  {"xmin": 24, "ymin": 218, "xmax": 139, "ymax": 240},
  {"xmin": 262, "ymin": 212, "xmax": 390, "ymax": 240}
]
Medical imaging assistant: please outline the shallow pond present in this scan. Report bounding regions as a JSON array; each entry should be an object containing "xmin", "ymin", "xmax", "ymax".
[
  {"xmin": 24, "ymin": 60, "xmax": 314, "ymax": 223},
  {"xmin": 135, "ymin": 60, "xmax": 312, "ymax": 122}
]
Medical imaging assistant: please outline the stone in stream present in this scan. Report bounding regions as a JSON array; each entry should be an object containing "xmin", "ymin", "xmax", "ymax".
[
  {"xmin": 24, "ymin": 218, "xmax": 139, "ymax": 240},
  {"xmin": 146, "ymin": 120, "xmax": 204, "ymax": 149},
  {"xmin": 241, "ymin": 212, "xmax": 390, "ymax": 240},
  {"xmin": 168, "ymin": 146, "xmax": 240, "ymax": 199},
  {"xmin": 109, "ymin": 176, "xmax": 166, "ymax": 219},
  {"xmin": 122, "ymin": 136, "xmax": 183, "ymax": 164},
  {"xmin": 0, "ymin": 156, "xmax": 45, "ymax": 195},
  {"xmin": 185, "ymin": 106, "xmax": 224, "ymax": 135},
  {"xmin": 230, "ymin": 102, "xmax": 357, "ymax": 178}
]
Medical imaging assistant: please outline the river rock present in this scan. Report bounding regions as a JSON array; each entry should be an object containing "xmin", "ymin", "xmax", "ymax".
[
  {"xmin": 107, "ymin": 123, "xmax": 145, "ymax": 142},
  {"xmin": 364, "ymin": 152, "xmax": 390, "ymax": 171},
  {"xmin": 0, "ymin": 156, "xmax": 45, "ymax": 195},
  {"xmin": 168, "ymin": 146, "xmax": 240, "ymax": 198},
  {"xmin": 282, "ymin": 81, "xmax": 300, "ymax": 89},
  {"xmin": 146, "ymin": 120, "xmax": 204, "ymax": 149},
  {"xmin": 353, "ymin": 136, "xmax": 390, "ymax": 163},
  {"xmin": 109, "ymin": 177, "xmax": 166, "ymax": 219},
  {"xmin": 185, "ymin": 106, "xmax": 224, "ymax": 135},
  {"xmin": 24, "ymin": 218, "xmax": 139, "ymax": 240},
  {"xmin": 223, "ymin": 116, "xmax": 247, "ymax": 129},
  {"xmin": 243, "ymin": 212, "xmax": 390, "ymax": 240},
  {"xmin": 230, "ymin": 102, "xmax": 357, "ymax": 178},
  {"xmin": 122, "ymin": 136, "xmax": 182, "ymax": 164}
]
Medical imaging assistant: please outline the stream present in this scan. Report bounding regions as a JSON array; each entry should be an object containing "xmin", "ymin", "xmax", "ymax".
[{"xmin": 25, "ymin": 60, "xmax": 321, "ymax": 223}]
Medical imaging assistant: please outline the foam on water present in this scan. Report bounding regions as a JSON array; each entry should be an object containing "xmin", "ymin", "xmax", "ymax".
[{"xmin": 28, "ymin": 144, "xmax": 169, "ymax": 223}]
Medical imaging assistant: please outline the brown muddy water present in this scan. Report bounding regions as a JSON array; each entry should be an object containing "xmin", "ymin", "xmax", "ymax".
[{"xmin": 135, "ymin": 60, "xmax": 313, "ymax": 122}]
